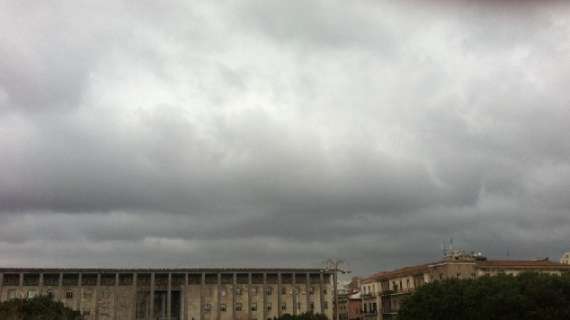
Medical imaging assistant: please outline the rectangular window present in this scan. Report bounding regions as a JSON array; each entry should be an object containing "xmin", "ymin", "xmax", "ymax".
[
  {"xmin": 252, "ymin": 287, "xmax": 258, "ymax": 295},
  {"xmin": 66, "ymin": 291, "xmax": 73, "ymax": 299},
  {"xmin": 281, "ymin": 303, "xmax": 287, "ymax": 311},
  {"xmin": 281, "ymin": 287, "xmax": 287, "ymax": 295},
  {"xmin": 309, "ymin": 287, "xmax": 315, "ymax": 295},
  {"xmin": 220, "ymin": 304, "xmax": 227, "ymax": 312},
  {"xmin": 236, "ymin": 287, "xmax": 242, "ymax": 295},
  {"xmin": 323, "ymin": 289, "xmax": 327, "ymax": 295},
  {"xmin": 235, "ymin": 303, "xmax": 242, "ymax": 311},
  {"xmin": 204, "ymin": 304, "xmax": 211, "ymax": 312},
  {"xmin": 267, "ymin": 303, "xmax": 272, "ymax": 311},
  {"xmin": 251, "ymin": 303, "xmax": 257, "ymax": 312},
  {"xmin": 324, "ymin": 301, "xmax": 328, "ymax": 309},
  {"xmin": 266, "ymin": 287, "xmax": 272, "ymax": 295},
  {"xmin": 310, "ymin": 303, "xmax": 314, "ymax": 310}
]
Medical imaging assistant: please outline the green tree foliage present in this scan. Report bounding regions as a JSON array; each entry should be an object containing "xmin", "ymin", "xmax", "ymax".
[
  {"xmin": 398, "ymin": 272, "xmax": 570, "ymax": 320},
  {"xmin": 0, "ymin": 295, "xmax": 81, "ymax": 320},
  {"xmin": 274, "ymin": 312, "xmax": 329, "ymax": 320}
]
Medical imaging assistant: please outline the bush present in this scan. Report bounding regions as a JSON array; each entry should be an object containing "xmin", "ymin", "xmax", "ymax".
[
  {"xmin": 0, "ymin": 295, "xmax": 81, "ymax": 320},
  {"xmin": 398, "ymin": 272, "xmax": 570, "ymax": 320}
]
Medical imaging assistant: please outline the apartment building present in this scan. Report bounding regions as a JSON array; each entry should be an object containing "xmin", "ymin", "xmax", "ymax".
[
  {"xmin": 0, "ymin": 267, "xmax": 333, "ymax": 320},
  {"xmin": 362, "ymin": 251, "xmax": 570, "ymax": 320}
]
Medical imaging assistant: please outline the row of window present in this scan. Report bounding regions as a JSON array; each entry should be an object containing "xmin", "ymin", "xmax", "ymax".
[
  {"xmin": 234, "ymin": 287, "xmax": 325, "ymax": 295},
  {"xmin": 203, "ymin": 302, "xmax": 329, "ymax": 312}
]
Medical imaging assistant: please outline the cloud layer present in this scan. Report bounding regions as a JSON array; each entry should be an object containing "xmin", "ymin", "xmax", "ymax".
[{"xmin": 1, "ymin": 0, "xmax": 569, "ymax": 275}]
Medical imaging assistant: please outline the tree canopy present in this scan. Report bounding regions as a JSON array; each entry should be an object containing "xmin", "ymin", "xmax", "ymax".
[
  {"xmin": 0, "ymin": 295, "xmax": 81, "ymax": 320},
  {"xmin": 398, "ymin": 272, "xmax": 570, "ymax": 320}
]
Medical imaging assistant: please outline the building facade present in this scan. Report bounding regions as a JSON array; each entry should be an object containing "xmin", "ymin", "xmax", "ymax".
[
  {"xmin": 337, "ymin": 277, "xmax": 361, "ymax": 320},
  {"xmin": 0, "ymin": 268, "xmax": 333, "ymax": 320},
  {"xmin": 361, "ymin": 251, "xmax": 570, "ymax": 320}
]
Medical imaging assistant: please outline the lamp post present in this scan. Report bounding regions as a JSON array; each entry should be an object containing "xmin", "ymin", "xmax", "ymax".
[{"xmin": 324, "ymin": 259, "xmax": 350, "ymax": 320}]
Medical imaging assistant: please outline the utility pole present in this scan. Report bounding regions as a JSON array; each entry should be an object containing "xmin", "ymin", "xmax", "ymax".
[{"xmin": 324, "ymin": 258, "xmax": 350, "ymax": 320}]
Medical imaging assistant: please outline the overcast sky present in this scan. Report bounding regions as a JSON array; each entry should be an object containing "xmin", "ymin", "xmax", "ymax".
[{"xmin": 1, "ymin": 0, "xmax": 569, "ymax": 276}]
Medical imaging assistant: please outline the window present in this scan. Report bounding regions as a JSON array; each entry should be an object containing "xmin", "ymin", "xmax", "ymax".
[
  {"xmin": 266, "ymin": 287, "xmax": 272, "ymax": 295},
  {"xmin": 220, "ymin": 304, "xmax": 227, "ymax": 312},
  {"xmin": 235, "ymin": 303, "xmax": 242, "ymax": 311},
  {"xmin": 281, "ymin": 287, "xmax": 287, "ymax": 295},
  {"xmin": 204, "ymin": 304, "xmax": 211, "ymax": 312},
  {"xmin": 281, "ymin": 303, "xmax": 287, "ymax": 311},
  {"xmin": 297, "ymin": 303, "xmax": 301, "ymax": 310},
  {"xmin": 310, "ymin": 303, "xmax": 314, "ymax": 310},
  {"xmin": 309, "ymin": 287, "xmax": 315, "ymax": 295},
  {"xmin": 236, "ymin": 287, "xmax": 242, "ymax": 295},
  {"xmin": 323, "ymin": 289, "xmax": 327, "ymax": 295},
  {"xmin": 66, "ymin": 291, "xmax": 73, "ymax": 299},
  {"xmin": 47, "ymin": 290, "xmax": 55, "ymax": 299},
  {"xmin": 252, "ymin": 287, "xmax": 258, "ymax": 295},
  {"xmin": 324, "ymin": 301, "xmax": 328, "ymax": 309},
  {"xmin": 251, "ymin": 303, "xmax": 257, "ymax": 312},
  {"xmin": 267, "ymin": 303, "xmax": 272, "ymax": 311}
]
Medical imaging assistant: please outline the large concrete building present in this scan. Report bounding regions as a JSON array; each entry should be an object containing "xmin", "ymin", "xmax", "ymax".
[
  {"xmin": 0, "ymin": 268, "xmax": 334, "ymax": 320},
  {"xmin": 361, "ymin": 251, "xmax": 570, "ymax": 320}
]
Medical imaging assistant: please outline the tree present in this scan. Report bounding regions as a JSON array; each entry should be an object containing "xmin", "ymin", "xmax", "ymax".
[
  {"xmin": 0, "ymin": 295, "xmax": 81, "ymax": 320},
  {"xmin": 398, "ymin": 272, "xmax": 570, "ymax": 320}
]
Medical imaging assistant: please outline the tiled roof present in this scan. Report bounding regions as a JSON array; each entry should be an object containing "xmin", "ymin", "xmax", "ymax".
[{"xmin": 364, "ymin": 262, "xmax": 437, "ymax": 282}]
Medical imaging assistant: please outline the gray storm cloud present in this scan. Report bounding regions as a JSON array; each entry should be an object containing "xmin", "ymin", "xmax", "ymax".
[{"xmin": 0, "ymin": 0, "xmax": 569, "ymax": 275}]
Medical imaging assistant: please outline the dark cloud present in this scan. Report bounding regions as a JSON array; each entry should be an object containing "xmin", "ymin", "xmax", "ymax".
[{"xmin": 0, "ymin": 0, "xmax": 569, "ymax": 275}]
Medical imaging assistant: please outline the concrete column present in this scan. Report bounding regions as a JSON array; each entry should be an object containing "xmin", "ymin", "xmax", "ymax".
[
  {"xmin": 217, "ymin": 273, "xmax": 222, "ymax": 320},
  {"xmin": 59, "ymin": 273, "xmax": 63, "ymax": 301},
  {"xmin": 262, "ymin": 273, "xmax": 267, "ymax": 320},
  {"xmin": 77, "ymin": 273, "xmax": 83, "ymax": 312},
  {"xmin": 183, "ymin": 273, "xmax": 188, "ymax": 320},
  {"xmin": 292, "ymin": 273, "xmax": 297, "ymax": 315},
  {"xmin": 319, "ymin": 272, "xmax": 324, "ymax": 313},
  {"xmin": 38, "ymin": 273, "xmax": 44, "ymax": 296},
  {"xmin": 95, "ymin": 273, "xmax": 101, "ymax": 320},
  {"xmin": 200, "ymin": 273, "xmax": 206, "ymax": 320},
  {"xmin": 0, "ymin": 272, "xmax": 4, "ymax": 302},
  {"xmin": 306, "ymin": 273, "xmax": 311, "ymax": 313},
  {"xmin": 167, "ymin": 273, "xmax": 172, "ymax": 320},
  {"xmin": 232, "ymin": 273, "xmax": 237, "ymax": 320},
  {"xmin": 150, "ymin": 273, "xmax": 156, "ymax": 320},
  {"xmin": 114, "ymin": 273, "xmax": 120, "ymax": 320},
  {"xmin": 132, "ymin": 273, "xmax": 138, "ymax": 320},
  {"xmin": 277, "ymin": 273, "xmax": 282, "ymax": 317},
  {"xmin": 247, "ymin": 273, "xmax": 252, "ymax": 320},
  {"xmin": 19, "ymin": 273, "xmax": 24, "ymax": 287}
]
